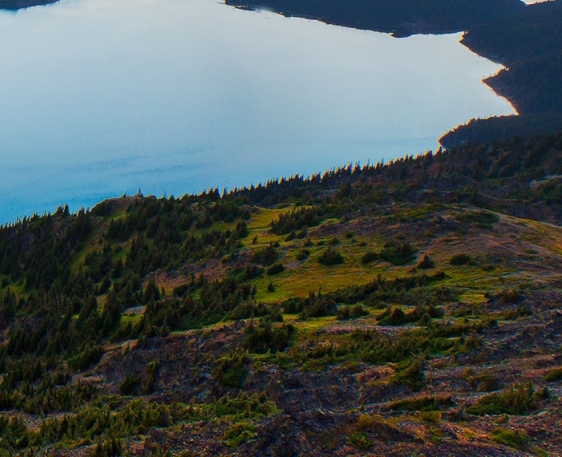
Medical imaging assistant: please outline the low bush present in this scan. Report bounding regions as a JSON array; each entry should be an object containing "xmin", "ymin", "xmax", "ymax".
[
  {"xmin": 499, "ymin": 288, "xmax": 522, "ymax": 304},
  {"xmin": 301, "ymin": 292, "xmax": 338, "ymax": 319},
  {"xmin": 456, "ymin": 210, "xmax": 499, "ymax": 226},
  {"xmin": 348, "ymin": 431, "xmax": 373, "ymax": 450},
  {"xmin": 243, "ymin": 321, "xmax": 295, "ymax": 354},
  {"xmin": 250, "ymin": 244, "xmax": 279, "ymax": 266},
  {"xmin": 337, "ymin": 304, "xmax": 369, "ymax": 320},
  {"xmin": 544, "ymin": 367, "xmax": 562, "ymax": 382},
  {"xmin": 266, "ymin": 263, "xmax": 285, "ymax": 276},
  {"xmin": 243, "ymin": 264, "xmax": 264, "ymax": 280},
  {"xmin": 328, "ymin": 237, "xmax": 340, "ymax": 246},
  {"xmin": 466, "ymin": 383, "xmax": 547, "ymax": 415},
  {"xmin": 378, "ymin": 305, "xmax": 443, "ymax": 326},
  {"xmin": 417, "ymin": 254, "xmax": 435, "ymax": 269},
  {"xmin": 318, "ymin": 248, "xmax": 344, "ymax": 266},
  {"xmin": 296, "ymin": 249, "xmax": 310, "ymax": 261},
  {"xmin": 223, "ymin": 422, "xmax": 258, "ymax": 448},
  {"xmin": 68, "ymin": 345, "xmax": 104, "ymax": 371},
  {"xmin": 380, "ymin": 241, "xmax": 416, "ymax": 266},
  {"xmin": 360, "ymin": 251, "xmax": 379, "ymax": 265},
  {"xmin": 119, "ymin": 375, "xmax": 141, "ymax": 396},
  {"xmin": 450, "ymin": 254, "xmax": 471, "ymax": 266},
  {"xmin": 214, "ymin": 350, "xmax": 249, "ymax": 388},
  {"xmin": 388, "ymin": 395, "xmax": 452, "ymax": 412},
  {"xmin": 491, "ymin": 428, "xmax": 529, "ymax": 449},
  {"xmin": 390, "ymin": 357, "xmax": 425, "ymax": 391},
  {"xmin": 467, "ymin": 373, "xmax": 500, "ymax": 392}
]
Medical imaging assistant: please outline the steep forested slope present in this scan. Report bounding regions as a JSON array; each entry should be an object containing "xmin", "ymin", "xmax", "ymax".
[{"xmin": 0, "ymin": 133, "xmax": 561, "ymax": 455}]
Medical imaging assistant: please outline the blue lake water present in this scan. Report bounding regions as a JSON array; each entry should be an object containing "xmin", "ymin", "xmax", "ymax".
[{"xmin": 0, "ymin": 0, "xmax": 515, "ymax": 223}]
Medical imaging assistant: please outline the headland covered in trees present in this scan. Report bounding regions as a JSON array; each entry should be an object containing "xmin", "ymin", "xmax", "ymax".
[
  {"xmin": 0, "ymin": 0, "xmax": 55, "ymax": 9},
  {"xmin": 0, "ymin": 131, "xmax": 561, "ymax": 454}
]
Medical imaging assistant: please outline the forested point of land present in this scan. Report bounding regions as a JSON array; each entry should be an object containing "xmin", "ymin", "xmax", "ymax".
[
  {"xmin": 439, "ymin": 115, "xmax": 562, "ymax": 149},
  {"xmin": 0, "ymin": 0, "xmax": 56, "ymax": 9},
  {"xmin": 225, "ymin": 0, "xmax": 525, "ymax": 36},
  {"xmin": 0, "ymin": 132, "xmax": 561, "ymax": 455},
  {"xmin": 447, "ymin": 1, "xmax": 562, "ymax": 145}
]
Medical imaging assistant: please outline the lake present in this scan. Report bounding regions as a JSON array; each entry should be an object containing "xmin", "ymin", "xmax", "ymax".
[{"xmin": 0, "ymin": 0, "xmax": 515, "ymax": 223}]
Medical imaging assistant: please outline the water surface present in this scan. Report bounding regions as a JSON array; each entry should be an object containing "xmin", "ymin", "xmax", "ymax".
[{"xmin": 0, "ymin": 0, "xmax": 514, "ymax": 223}]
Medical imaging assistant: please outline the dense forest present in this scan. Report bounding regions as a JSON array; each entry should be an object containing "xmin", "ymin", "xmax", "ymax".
[
  {"xmin": 0, "ymin": 132, "xmax": 561, "ymax": 455},
  {"xmin": 445, "ymin": 0, "xmax": 562, "ymax": 145},
  {"xmin": 439, "ymin": 114, "xmax": 562, "ymax": 148},
  {"xmin": 465, "ymin": 1, "xmax": 562, "ymax": 115},
  {"xmin": 0, "ymin": 0, "xmax": 56, "ymax": 9},
  {"xmin": 225, "ymin": 0, "xmax": 524, "ymax": 36}
]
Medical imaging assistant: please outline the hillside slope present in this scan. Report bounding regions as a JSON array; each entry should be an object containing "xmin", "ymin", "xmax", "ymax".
[{"xmin": 0, "ymin": 133, "xmax": 561, "ymax": 455}]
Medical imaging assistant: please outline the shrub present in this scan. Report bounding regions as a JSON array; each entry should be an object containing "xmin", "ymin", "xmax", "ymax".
[
  {"xmin": 499, "ymin": 288, "xmax": 521, "ymax": 304},
  {"xmin": 223, "ymin": 422, "xmax": 258, "ymax": 448},
  {"xmin": 301, "ymin": 292, "xmax": 338, "ymax": 318},
  {"xmin": 417, "ymin": 254, "xmax": 435, "ymax": 269},
  {"xmin": 173, "ymin": 284, "xmax": 189, "ymax": 297},
  {"xmin": 235, "ymin": 221, "xmax": 249, "ymax": 238},
  {"xmin": 337, "ymin": 305, "xmax": 350, "ymax": 320},
  {"xmin": 243, "ymin": 264, "xmax": 264, "ymax": 280},
  {"xmin": 467, "ymin": 373, "xmax": 500, "ymax": 392},
  {"xmin": 501, "ymin": 305, "xmax": 532, "ymax": 320},
  {"xmin": 92, "ymin": 434, "xmax": 122, "ymax": 457},
  {"xmin": 379, "ymin": 307, "xmax": 407, "ymax": 325},
  {"xmin": 250, "ymin": 244, "xmax": 279, "ymax": 266},
  {"xmin": 119, "ymin": 375, "xmax": 141, "ymax": 395},
  {"xmin": 270, "ymin": 207, "xmax": 321, "ymax": 235},
  {"xmin": 456, "ymin": 210, "xmax": 499, "ymax": 226},
  {"xmin": 466, "ymin": 383, "xmax": 544, "ymax": 415},
  {"xmin": 390, "ymin": 358, "xmax": 425, "ymax": 391},
  {"xmin": 229, "ymin": 302, "xmax": 280, "ymax": 321},
  {"xmin": 380, "ymin": 241, "xmax": 416, "ymax": 266},
  {"xmin": 68, "ymin": 345, "xmax": 104, "ymax": 371},
  {"xmin": 491, "ymin": 428, "xmax": 529, "ymax": 449},
  {"xmin": 544, "ymin": 367, "xmax": 562, "ymax": 382},
  {"xmin": 296, "ymin": 249, "xmax": 310, "ymax": 261},
  {"xmin": 214, "ymin": 351, "xmax": 248, "ymax": 388},
  {"xmin": 266, "ymin": 263, "xmax": 285, "ymax": 276},
  {"xmin": 143, "ymin": 361, "xmax": 159, "ymax": 394},
  {"xmin": 296, "ymin": 227, "xmax": 308, "ymax": 239},
  {"xmin": 285, "ymin": 230, "xmax": 296, "ymax": 241},
  {"xmin": 337, "ymin": 304, "xmax": 369, "ymax": 320},
  {"xmin": 243, "ymin": 322, "xmax": 295, "ymax": 354},
  {"xmin": 378, "ymin": 305, "xmax": 443, "ymax": 326},
  {"xmin": 419, "ymin": 411, "xmax": 442, "ymax": 424},
  {"xmin": 360, "ymin": 251, "xmax": 379, "ymax": 265},
  {"xmin": 348, "ymin": 431, "xmax": 373, "ymax": 450},
  {"xmin": 450, "ymin": 254, "xmax": 471, "ymax": 266},
  {"xmin": 318, "ymin": 248, "xmax": 344, "ymax": 266},
  {"xmin": 388, "ymin": 395, "xmax": 452, "ymax": 412},
  {"xmin": 281, "ymin": 298, "xmax": 303, "ymax": 314}
]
